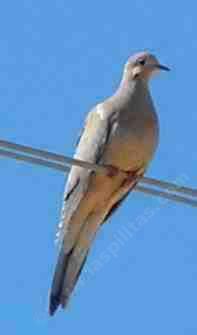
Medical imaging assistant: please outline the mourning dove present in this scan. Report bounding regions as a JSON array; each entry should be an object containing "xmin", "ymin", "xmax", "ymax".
[{"xmin": 49, "ymin": 51, "xmax": 169, "ymax": 315}]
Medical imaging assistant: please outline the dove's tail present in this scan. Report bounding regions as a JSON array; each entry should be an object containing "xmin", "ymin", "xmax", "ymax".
[
  {"xmin": 49, "ymin": 207, "xmax": 107, "ymax": 316},
  {"xmin": 48, "ymin": 247, "xmax": 72, "ymax": 316},
  {"xmin": 49, "ymin": 242, "xmax": 89, "ymax": 316}
]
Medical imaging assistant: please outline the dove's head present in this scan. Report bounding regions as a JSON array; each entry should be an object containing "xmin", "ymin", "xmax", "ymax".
[{"xmin": 124, "ymin": 51, "xmax": 170, "ymax": 82}]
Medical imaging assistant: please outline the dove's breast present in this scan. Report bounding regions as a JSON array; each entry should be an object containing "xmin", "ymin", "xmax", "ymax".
[{"xmin": 100, "ymin": 84, "xmax": 159, "ymax": 171}]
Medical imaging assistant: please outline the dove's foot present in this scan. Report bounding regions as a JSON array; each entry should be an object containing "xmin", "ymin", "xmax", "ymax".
[
  {"xmin": 104, "ymin": 165, "xmax": 143, "ymax": 182},
  {"xmin": 122, "ymin": 169, "xmax": 143, "ymax": 187},
  {"xmin": 104, "ymin": 165, "xmax": 121, "ymax": 178}
]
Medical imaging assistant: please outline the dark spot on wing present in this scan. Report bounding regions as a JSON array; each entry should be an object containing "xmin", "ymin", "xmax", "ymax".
[{"xmin": 64, "ymin": 177, "xmax": 80, "ymax": 201}]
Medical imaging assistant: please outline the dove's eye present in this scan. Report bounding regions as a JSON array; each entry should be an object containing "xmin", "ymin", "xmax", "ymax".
[{"xmin": 138, "ymin": 59, "xmax": 146, "ymax": 65}]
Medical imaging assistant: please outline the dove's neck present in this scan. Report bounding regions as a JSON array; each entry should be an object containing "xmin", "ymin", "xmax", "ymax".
[{"xmin": 117, "ymin": 76, "xmax": 149, "ymax": 99}]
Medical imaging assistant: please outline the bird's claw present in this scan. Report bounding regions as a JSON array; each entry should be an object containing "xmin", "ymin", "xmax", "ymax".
[
  {"xmin": 104, "ymin": 165, "xmax": 144, "ymax": 183},
  {"xmin": 105, "ymin": 165, "xmax": 120, "ymax": 177},
  {"xmin": 122, "ymin": 169, "xmax": 144, "ymax": 187}
]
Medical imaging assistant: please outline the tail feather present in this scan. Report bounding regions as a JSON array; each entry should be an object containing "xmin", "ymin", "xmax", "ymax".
[
  {"xmin": 49, "ymin": 209, "xmax": 106, "ymax": 316},
  {"xmin": 61, "ymin": 252, "xmax": 88, "ymax": 309},
  {"xmin": 49, "ymin": 245, "xmax": 89, "ymax": 316},
  {"xmin": 49, "ymin": 248, "xmax": 73, "ymax": 316}
]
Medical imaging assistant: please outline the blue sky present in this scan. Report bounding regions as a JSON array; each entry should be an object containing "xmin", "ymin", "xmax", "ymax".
[{"xmin": 0, "ymin": 0, "xmax": 197, "ymax": 333}]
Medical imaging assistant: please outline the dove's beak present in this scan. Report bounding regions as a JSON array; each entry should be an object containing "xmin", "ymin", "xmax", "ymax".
[
  {"xmin": 145, "ymin": 63, "xmax": 170, "ymax": 71},
  {"xmin": 154, "ymin": 64, "xmax": 170, "ymax": 71}
]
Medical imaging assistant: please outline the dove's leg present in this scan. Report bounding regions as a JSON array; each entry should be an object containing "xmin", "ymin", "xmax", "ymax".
[
  {"xmin": 104, "ymin": 164, "xmax": 120, "ymax": 177},
  {"xmin": 122, "ymin": 168, "xmax": 144, "ymax": 187},
  {"xmin": 104, "ymin": 164, "xmax": 144, "ymax": 181}
]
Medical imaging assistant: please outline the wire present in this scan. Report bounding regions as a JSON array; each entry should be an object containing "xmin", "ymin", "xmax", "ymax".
[
  {"xmin": 141, "ymin": 176, "xmax": 197, "ymax": 197},
  {"xmin": 136, "ymin": 185, "xmax": 197, "ymax": 208},
  {"xmin": 0, "ymin": 139, "xmax": 197, "ymax": 208},
  {"xmin": 0, "ymin": 149, "xmax": 67, "ymax": 172},
  {"xmin": 0, "ymin": 140, "xmax": 106, "ymax": 173}
]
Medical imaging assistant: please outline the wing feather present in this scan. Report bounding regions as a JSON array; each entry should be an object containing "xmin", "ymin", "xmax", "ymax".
[{"xmin": 56, "ymin": 104, "xmax": 114, "ymax": 245}]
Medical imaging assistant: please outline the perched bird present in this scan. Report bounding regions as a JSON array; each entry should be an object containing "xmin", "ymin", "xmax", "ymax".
[{"xmin": 49, "ymin": 51, "xmax": 169, "ymax": 315}]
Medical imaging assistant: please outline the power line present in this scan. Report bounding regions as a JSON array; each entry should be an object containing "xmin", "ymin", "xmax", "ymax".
[
  {"xmin": 0, "ymin": 139, "xmax": 196, "ymax": 208},
  {"xmin": 136, "ymin": 186, "xmax": 197, "ymax": 208}
]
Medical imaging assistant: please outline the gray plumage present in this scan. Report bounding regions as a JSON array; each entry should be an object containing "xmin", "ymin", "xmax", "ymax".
[{"xmin": 49, "ymin": 51, "xmax": 169, "ymax": 316}]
